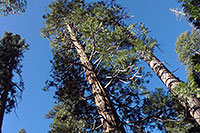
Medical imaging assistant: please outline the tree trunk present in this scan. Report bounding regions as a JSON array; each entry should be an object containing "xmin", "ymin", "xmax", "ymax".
[
  {"xmin": 123, "ymin": 24, "xmax": 200, "ymax": 125},
  {"xmin": 66, "ymin": 24, "xmax": 125, "ymax": 133},
  {"xmin": 0, "ymin": 83, "xmax": 8, "ymax": 133},
  {"xmin": 141, "ymin": 52, "xmax": 200, "ymax": 125}
]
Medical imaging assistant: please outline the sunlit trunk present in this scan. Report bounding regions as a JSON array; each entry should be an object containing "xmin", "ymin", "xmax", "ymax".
[
  {"xmin": 124, "ymin": 24, "xmax": 200, "ymax": 124},
  {"xmin": 141, "ymin": 52, "xmax": 200, "ymax": 125},
  {"xmin": 66, "ymin": 24, "xmax": 125, "ymax": 132}
]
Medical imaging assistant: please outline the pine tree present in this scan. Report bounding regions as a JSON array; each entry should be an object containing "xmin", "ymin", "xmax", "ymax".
[
  {"xmin": 0, "ymin": 32, "xmax": 28, "ymax": 132},
  {"xmin": 42, "ymin": 0, "xmax": 200, "ymax": 131},
  {"xmin": 42, "ymin": 0, "xmax": 156, "ymax": 132},
  {"xmin": 106, "ymin": 14, "xmax": 200, "ymax": 125}
]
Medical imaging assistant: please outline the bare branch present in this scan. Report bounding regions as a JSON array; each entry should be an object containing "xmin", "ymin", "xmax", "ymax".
[
  {"xmin": 93, "ymin": 55, "xmax": 103, "ymax": 65},
  {"xmin": 129, "ymin": 69, "xmax": 140, "ymax": 80},
  {"xmin": 119, "ymin": 79, "xmax": 129, "ymax": 84},
  {"xmin": 11, "ymin": 81, "xmax": 22, "ymax": 92},
  {"xmin": 94, "ymin": 55, "xmax": 103, "ymax": 70},
  {"xmin": 104, "ymin": 78, "xmax": 114, "ymax": 89}
]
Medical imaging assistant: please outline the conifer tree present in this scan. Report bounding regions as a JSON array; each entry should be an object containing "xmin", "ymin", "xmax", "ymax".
[
  {"xmin": 42, "ymin": 0, "xmax": 200, "ymax": 131},
  {"xmin": 42, "ymin": 0, "xmax": 156, "ymax": 132},
  {"xmin": 0, "ymin": 32, "xmax": 28, "ymax": 132},
  {"xmin": 107, "ymin": 16, "xmax": 200, "ymax": 126}
]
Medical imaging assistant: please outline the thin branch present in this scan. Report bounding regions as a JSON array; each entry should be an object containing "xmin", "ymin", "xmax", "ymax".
[
  {"xmin": 117, "ymin": 64, "xmax": 136, "ymax": 73},
  {"xmin": 11, "ymin": 81, "xmax": 22, "ymax": 92},
  {"xmin": 129, "ymin": 69, "xmax": 140, "ymax": 80},
  {"xmin": 82, "ymin": 36, "xmax": 91, "ymax": 47},
  {"xmin": 105, "ymin": 71, "xmax": 120, "ymax": 88},
  {"xmin": 88, "ymin": 23, "xmax": 96, "ymax": 61},
  {"xmin": 94, "ymin": 124, "xmax": 102, "ymax": 131},
  {"xmin": 88, "ymin": 102, "xmax": 95, "ymax": 107},
  {"xmin": 104, "ymin": 78, "xmax": 114, "ymax": 89},
  {"xmin": 93, "ymin": 55, "xmax": 103, "ymax": 65},
  {"xmin": 92, "ymin": 119, "xmax": 97, "ymax": 131},
  {"xmin": 94, "ymin": 55, "xmax": 103, "ymax": 70},
  {"xmin": 119, "ymin": 79, "xmax": 129, "ymax": 84}
]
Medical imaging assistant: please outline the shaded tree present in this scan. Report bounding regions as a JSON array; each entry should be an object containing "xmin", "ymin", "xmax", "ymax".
[
  {"xmin": 44, "ymin": 52, "xmax": 100, "ymax": 132},
  {"xmin": 0, "ymin": 32, "xmax": 28, "ymax": 132}
]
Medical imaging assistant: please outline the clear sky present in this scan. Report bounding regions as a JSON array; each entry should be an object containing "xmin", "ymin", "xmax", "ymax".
[{"xmin": 0, "ymin": 0, "xmax": 191, "ymax": 132}]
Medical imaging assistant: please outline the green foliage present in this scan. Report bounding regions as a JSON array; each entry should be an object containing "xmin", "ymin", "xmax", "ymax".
[
  {"xmin": 175, "ymin": 29, "xmax": 200, "ymax": 71},
  {"xmin": 46, "ymin": 104, "xmax": 90, "ymax": 132},
  {"xmin": 0, "ymin": 0, "xmax": 27, "ymax": 16},
  {"xmin": 177, "ymin": 0, "xmax": 200, "ymax": 29},
  {"xmin": 44, "ymin": 50, "xmax": 99, "ymax": 132},
  {"xmin": 41, "ymin": 0, "xmax": 159, "ymax": 132},
  {"xmin": 174, "ymin": 28, "xmax": 200, "ymax": 131},
  {"xmin": 175, "ymin": 29, "xmax": 200, "ymax": 98},
  {"xmin": 143, "ymin": 88, "xmax": 200, "ymax": 132},
  {"xmin": 0, "ymin": 32, "xmax": 28, "ymax": 113}
]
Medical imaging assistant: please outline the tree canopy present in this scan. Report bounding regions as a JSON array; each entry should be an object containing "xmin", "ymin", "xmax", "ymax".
[
  {"xmin": 1, "ymin": 0, "xmax": 200, "ymax": 132},
  {"xmin": 175, "ymin": 29, "xmax": 200, "ymax": 97},
  {"xmin": 41, "ymin": 0, "xmax": 158, "ymax": 132},
  {"xmin": 41, "ymin": 0, "xmax": 200, "ymax": 132},
  {"xmin": 0, "ymin": 0, "xmax": 27, "ymax": 16}
]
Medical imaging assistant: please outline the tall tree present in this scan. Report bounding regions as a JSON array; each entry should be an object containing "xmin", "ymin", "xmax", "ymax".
[
  {"xmin": 42, "ymin": 0, "xmax": 156, "ymax": 132},
  {"xmin": 42, "ymin": 0, "xmax": 200, "ymax": 131},
  {"xmin": 107, "ymin": 16, "xmax": 200, "ymax": 125},
  {"xmin": 0, "ymin": 32, "xmax": 28, "ymax": 132},
  {"xmin": 0, "ymin": 0, "xmax": 27, "ymax": 16},
  {"xmin": 66, "ymin": 24, "xmax": 125, "ymax": 132},
  {"xmin": 140, "ymin": 52, "xmax": 200, "ymax": 124},
  {"xmin": 42, "ymin": 0, "xmax": 125, "ymax": 132}
]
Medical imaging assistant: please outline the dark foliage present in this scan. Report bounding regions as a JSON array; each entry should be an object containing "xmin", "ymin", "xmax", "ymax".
[{"xmin": 0, "ymin": 32, "xmax": 28, "ymax": 113}]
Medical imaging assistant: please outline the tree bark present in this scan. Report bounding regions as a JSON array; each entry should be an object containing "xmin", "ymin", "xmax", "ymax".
[
  {"xmin": 66, "ymin": 24, "xmax": 125, "ymax": 133},
  {"xmin": 0, "ymin": 82, "xmax": 8, "ymax": 133},
  {"xmin": 141, "ymin": 52, "xmax": 200, "ymax": 125},
  {"xmin": 122, "ymin": 24, "xmax": 200, "ymax": 125}
]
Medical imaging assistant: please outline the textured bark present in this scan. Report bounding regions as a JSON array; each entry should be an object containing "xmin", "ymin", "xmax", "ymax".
[
  {"xmin": 122, "ymin": 23, "xmax": 200, "ymax": 124},
  {"xmin": 141, "ymin": 52, "xmax": 200, "ymax": 125},
  {"xmin": 66, "ymin": 24, "xmax": 125, "ymax": 133},
  {"xmin": 0, "ymin": 82, "xmax": 8, "ymax": 133}
]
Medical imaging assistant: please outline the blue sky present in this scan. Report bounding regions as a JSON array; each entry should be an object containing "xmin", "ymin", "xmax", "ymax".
[{"xmin": 0, "ymin": 0, "xmax": 191, "ymax": 132}]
